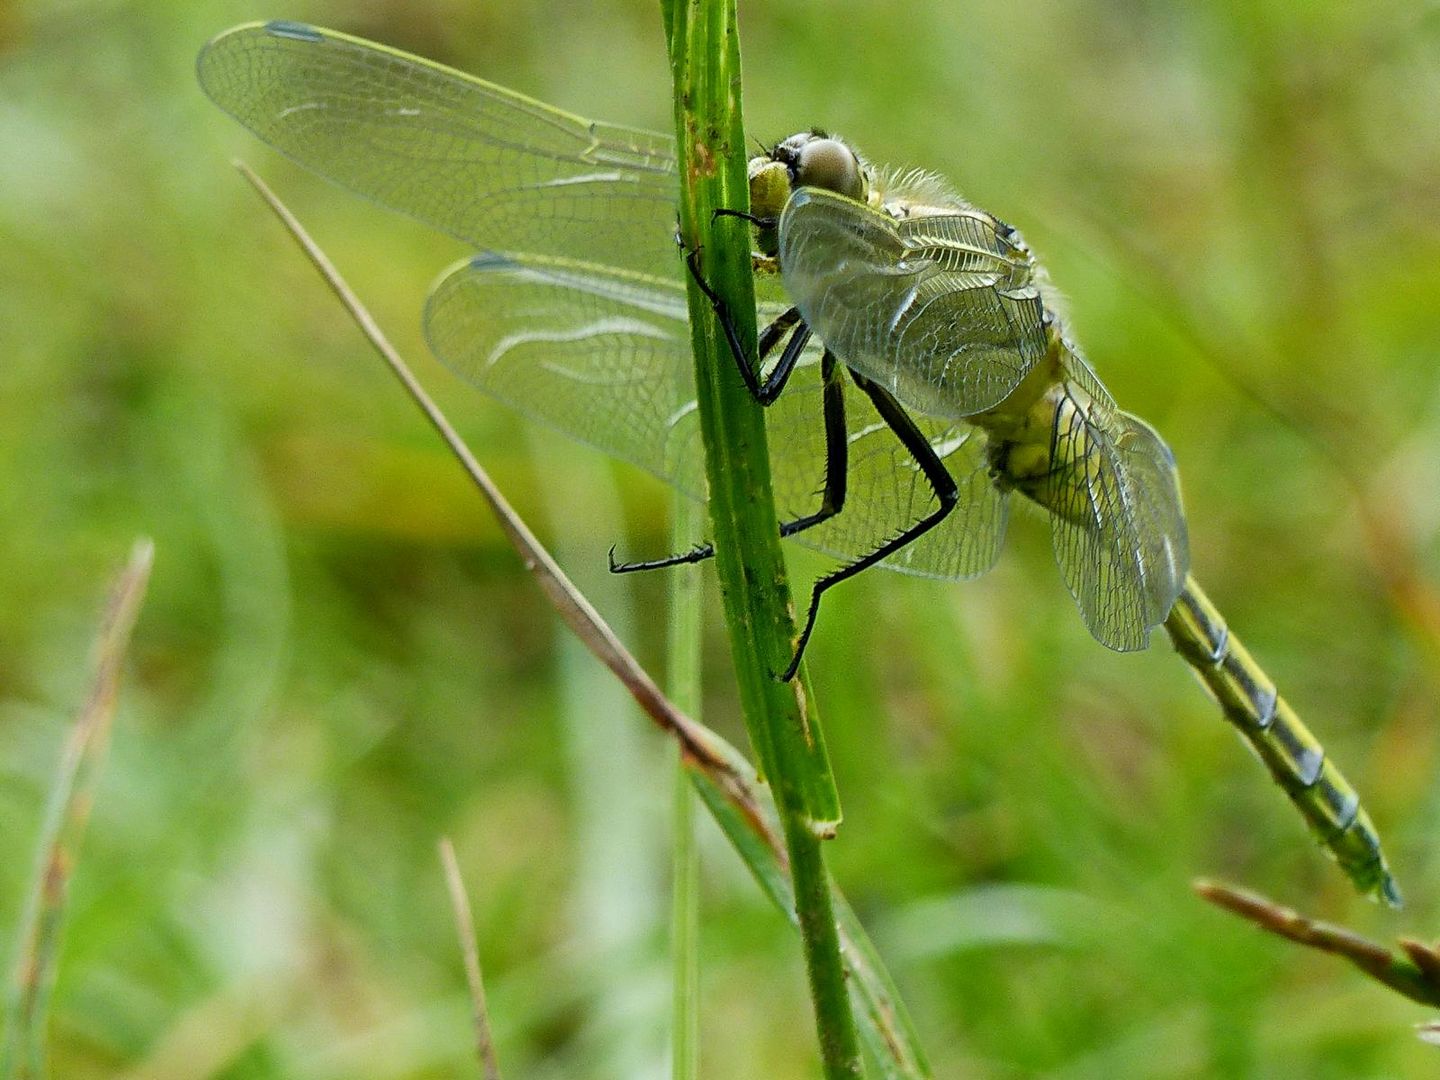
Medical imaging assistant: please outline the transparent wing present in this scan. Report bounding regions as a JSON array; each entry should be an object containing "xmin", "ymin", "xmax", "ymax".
[
  {"xmin": 766, "ymin": 365, "xmax": 1009, "ymax": 581},
  {"xmin": 777, "ymin": 187, "xmax": 1047, "ymax": 419},
  {"xmin": 1045, "ymin": 352, "xmax": 1189, "ymax": 650},
  {"xmin": 426, "ymin": 255, "xmax": 706, "ymax": 495},
  {"xmin": 197, "ymin": 21, "xmax": 680, "ymax": 279},
  {"xmin": 894, "ymin": 421, "xmax": 1008, "ymax": 581},
  {"xmin": 425, "ymin": 253, "xmax": 1008, "ymax": 579}
]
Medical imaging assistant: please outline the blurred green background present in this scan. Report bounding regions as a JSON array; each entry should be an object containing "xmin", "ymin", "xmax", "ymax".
[{"xmin": 4, "ymin": 0, "xmax": 1440, "ymax": 1075}]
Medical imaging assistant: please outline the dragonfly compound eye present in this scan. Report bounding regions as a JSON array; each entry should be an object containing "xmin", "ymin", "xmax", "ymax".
[{"xmin": 791, "ymin": 137, "xmax": 865, "ymax": 201}]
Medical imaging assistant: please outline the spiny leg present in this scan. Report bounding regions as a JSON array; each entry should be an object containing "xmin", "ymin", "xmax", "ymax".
[
  {"xmin": 610, "ymin": 239, "xmax": 802, "ymax": 575},
  {"xmin": 778, "ymin": 349, "xmax": 849, "ymax": 537},
  {"xmin": 683, "ymin": 244, "xmax": 809, "ymax": 403},
  {"xmin": 610, "ymin": 348, "xmax": 850, "ymax": 572},
  {"xmin": 607, "ymin": 300, "xmax": 804, "ymax": 573},
  {"xmin": 713, "ymin": 207, "xmax": 775, "ymax": 229},
  {"xmin": 780, "ymin": 370, "xmax": 959, "ymax": 682}
]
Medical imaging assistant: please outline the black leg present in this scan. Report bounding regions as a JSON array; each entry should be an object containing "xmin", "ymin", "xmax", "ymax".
[
  {"xmin": 752, "ymin": 321, "xmax": 811, "ymax": 405},
  {"xmin": 757, "ymin": 305, "xmax": 802, "ymax": 361},
  {"xmin": 779, "ymin": 371, "xmax": 958, "ymax": 682},
  {"xmin": 778, "ymin": 349, "xmax": 848, "ymax": 535},
  {"xmin": 608, "ymin": 542, "xmax": 715, "ymax": 573},
  {"xmin": 684, "ymin": 245, "xmax": 808, "ymax": 403},
  {"xmin": 610, "ymin": 348, "xmax": 851, "ymax": 574},
  {"xmin": 608, "ymin": 280, "xmax": 801, "ymax": 575},
  {"xmin": 713, "ymin": 207, "xmax": 776, "ymax": 229}
]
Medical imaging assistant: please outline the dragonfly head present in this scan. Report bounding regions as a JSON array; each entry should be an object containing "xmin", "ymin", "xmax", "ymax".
[{"xmin": 747, "ymin": 131, "xmax": 869, "ymax": 255}]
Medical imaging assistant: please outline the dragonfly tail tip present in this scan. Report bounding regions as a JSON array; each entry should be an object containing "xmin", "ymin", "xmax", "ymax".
[{"xmin": 1378, "ymin": 873, "xmax": 1404, "ymax": 910}]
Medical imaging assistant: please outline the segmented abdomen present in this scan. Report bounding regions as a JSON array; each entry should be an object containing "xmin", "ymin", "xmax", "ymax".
[{"xmin": 1165, "ymin": 577, "xmax": 1400, "ymax": 906}]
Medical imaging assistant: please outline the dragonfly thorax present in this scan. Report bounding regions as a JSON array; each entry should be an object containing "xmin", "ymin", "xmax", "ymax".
[{"xmin": 978, "ymin": 332, "xmax": 1101, "ymax": 525}]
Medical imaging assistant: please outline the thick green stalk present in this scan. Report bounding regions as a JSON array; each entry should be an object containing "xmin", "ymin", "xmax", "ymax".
[{"xmin": 661, "ymin": 2, "xmax": 860, "ymax": 1076}]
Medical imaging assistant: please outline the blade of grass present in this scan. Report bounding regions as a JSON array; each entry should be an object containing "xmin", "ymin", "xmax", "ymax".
[
  {"xmin": 662, "ymin": 3, "xmax": 861, "ymax": 1076},
  {"xmin": 439, "ymin": 838, "xmax": 503, "ymax": 1080},
  {"xmin": 668, "ymin": 492, "xmax": 703, "ymax": 1079},
  {"xmin": 833, "ymin": 895, "xmax": 931, "ymax": 1079},
  {"xmin": 233, "ymin": 161, "xmax": 927, "ymax": 1075},
  {"xmin": 689, "ymin": 761, "xmax": 932, "ymax": 1078},
  {"xmin": 670, "ymin": 758, "xmax": 702, "ymax": 1079},
  {"xmin": 2, "ymin": 538, "xmax": 154, "ymax": 1080}
]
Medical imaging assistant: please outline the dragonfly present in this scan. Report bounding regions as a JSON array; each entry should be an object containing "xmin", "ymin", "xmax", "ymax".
[{"xmin": 198, "ymin": 20, "xmax": 1400, "ymax": 905}]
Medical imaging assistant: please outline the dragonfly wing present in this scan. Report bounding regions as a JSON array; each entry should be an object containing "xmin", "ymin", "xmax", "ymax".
[
  {"xmin": 777, "ymin": 187, "xmax": 1046, "ymax": 418},
  {"xmin": 875, "ymin": 417, "xmax": 1007, "ymax": 580},
  {"xmin": 1046, "ymin": 357, "xmax": 1189, "ymax": 649},
  {"xmin": 788, "ymin": 397, "xmax": 1007, "ymax": 580},
  {"xmin": 425, "ymin": 255, "xmax": 706, "ymax": 495},
  {"xmin": 426, "ymin": 252, "xmax": 1005, "ymax": 578},
  {"xmin": 1111, "ymin": 412, "xmax": 1190, "ymax": 626},
  {"xmin": 197, "ymin": 21, "xmax": 680, "ymax": 279}
]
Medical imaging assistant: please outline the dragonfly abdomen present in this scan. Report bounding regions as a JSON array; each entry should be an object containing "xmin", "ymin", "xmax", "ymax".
[
  {"xmin": 980, "ymin": 374, "xmax": 1096, "ymax": 528},
  {"xmin": 1165, "ymin": 578, "xmax": 1400, "ymax": 906}
]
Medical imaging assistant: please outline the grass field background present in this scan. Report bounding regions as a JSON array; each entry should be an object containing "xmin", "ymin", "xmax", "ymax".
[{"xmin": 4, "ymin": 1, "xmax": 1440, "ymax": 1075}]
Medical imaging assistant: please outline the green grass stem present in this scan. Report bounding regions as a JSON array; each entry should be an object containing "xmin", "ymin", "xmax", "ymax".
[
  {"xmin": 661, "ymin": 2, "xmax": 860, "ymax": 1075},
  {"xmin": 668, "ymin": 494, "xmax": 703, "ymax": 1079}
]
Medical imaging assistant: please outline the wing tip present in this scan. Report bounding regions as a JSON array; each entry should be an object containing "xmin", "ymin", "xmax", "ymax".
[{"xmin": 197, "ymin": 21, "xmax": 325, "ymax": 97}]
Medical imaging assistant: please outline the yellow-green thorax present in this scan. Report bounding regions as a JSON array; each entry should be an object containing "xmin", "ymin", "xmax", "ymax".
[{"xmin": 973, "ymin": 326, "xmax": 1097, "ymax": 526}]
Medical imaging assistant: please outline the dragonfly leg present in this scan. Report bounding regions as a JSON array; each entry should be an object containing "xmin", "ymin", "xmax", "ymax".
[
  {"xmin": 608, "ymin": 543, "xmax": 714, "ymax": 573},
  {"xmin": 713, "ymin": 206, "xmax": 776, "ymax": 229},
  {"xmin": 609, "ymin": 349, "xmax": 850, "ymax": 573},
  {"xmin": 683, "ymin": 244, "xmax": 808, "ymax": 403},
  {"xmin": 751, "ymin": 319, "xmax": 811, "ymax": 404},
  {"xmin": 779, "ymin": 349, "xmax": 848, "ymax": 536},
  {"xmin": 780, "ymin": 371, "xmax": 959, "ymax": 682}
]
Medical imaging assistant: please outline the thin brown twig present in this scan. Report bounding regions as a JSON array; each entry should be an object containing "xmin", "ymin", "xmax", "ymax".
[
  {"xmin": 1194, "ymin": 879, "xmax": 1440, "ymax": 1008},
  {"xmin": 232, "ymin": 160, "xmax": 774, "ymax": 852},
  {"xmin": 439, "ymin": 838, "xmax": 502, "ymax": 1080}
]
